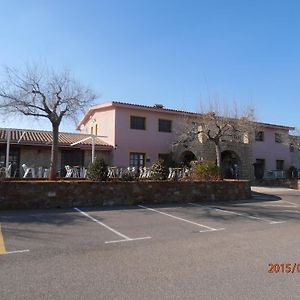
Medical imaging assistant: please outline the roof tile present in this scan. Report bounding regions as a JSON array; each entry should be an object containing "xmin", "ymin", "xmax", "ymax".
[{"xmin": 0, "ymin": 128, "xmax": 112, "ymax": 149}]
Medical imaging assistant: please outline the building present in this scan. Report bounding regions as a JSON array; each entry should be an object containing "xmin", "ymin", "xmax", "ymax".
[
  {"xmin": 252, "ymin": 123, "xmax": 294, "ymax": 178},
  {"xmin": 0, "ymin": 128, "xmax": 112, "ymax": 177},
  {"xmin": 77, "ymin": 101, "xmax": 299, "ymax": 179},
  {"xmin": 1, "ymin": 101, "xmax": 297, "ymax": 179}
]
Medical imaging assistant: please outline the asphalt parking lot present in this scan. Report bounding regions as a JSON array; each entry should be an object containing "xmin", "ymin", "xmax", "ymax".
[{"xmin": 1, "ymin": 187, "xmax": 300, "ymax": 299}]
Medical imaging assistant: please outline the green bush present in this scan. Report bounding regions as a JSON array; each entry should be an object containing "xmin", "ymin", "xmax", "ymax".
[
  {"xmin": 150, "ymin": 159, "xmax": 167, "ymax": 180},
  {"xmin": 121, "ymin": 170, "xmax": 136, "ymax": 181},
  {"xmin": 87, "ymin": 157, "xmax": 108, "ymax": 181},
  {"xmin": 191, "ymin": 160, "xmax": 220, "ymax": 180}
]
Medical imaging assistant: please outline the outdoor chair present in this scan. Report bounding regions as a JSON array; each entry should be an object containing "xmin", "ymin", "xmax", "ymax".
[
  {"xmin": 0, "ymin": 164, "xmax": 10, "ymax": 178},
  {"xmin": 139, "ymin": 167, "xmax": 151, "ymax": 179},
  {"xmin": 72, "ymin": 166, "xmax": 80, "ymax": 178},
  {"xmin": 65, "ymin": 165, "xmax": 73, "ymax": 178},
  {"xmin": 117, "ymin": 168, "xmax": 124, "ymax": 178},
  {"xmin": 108, "ymin": 167, "xmax": 117, "ymax": 178},
  {"xmin": 139, "ymin": 167, "xmax": 145, "ymax": 179},
  {"xmin": 43, "ymin": 168, "xmax": 49, "ymax": 178},
  {"xmin": 168, "ymin": 168, "xmax": 175, "ymax": 179},
  {"xmin": 37, "ymin": 166, "xmax": 43, "ymax": 178},
  {"xmin": 80, "ymin": 167, "xmax": 87, "ymax": 178},
  {"xmin": 22, "ymin": 164, "xmax": 35, "ymax": 178}
]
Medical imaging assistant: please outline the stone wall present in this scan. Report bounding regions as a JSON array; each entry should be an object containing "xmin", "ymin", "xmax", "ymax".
[
  {"xmin": 253, "ymin": 179, "xmax": 300, "ymax": 189},
  {"xmin": 174, "ymin": 139, "xmax": 253, "ymax": 179},
  {"xmin": 0, "ymin": 180, "xmax": 251, "ymax": 210}
]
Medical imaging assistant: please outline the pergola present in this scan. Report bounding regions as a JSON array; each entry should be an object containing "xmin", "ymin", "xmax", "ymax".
[
  {"xmin": 69, "ymin": 134, "xmax": 108, "ymax": 163},
  {"xmin": 70, "ymin": 135, "xmax": 97, "ymax": 163}
]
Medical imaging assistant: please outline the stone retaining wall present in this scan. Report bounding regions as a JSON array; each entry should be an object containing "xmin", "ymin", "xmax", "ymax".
[
  {"xmin": 0, "ymin": 180, "xmax": 251, "ymax": 210},
  {"xmin": 253, "ymin": 179, "xmax": 300, "ymax": 189}
]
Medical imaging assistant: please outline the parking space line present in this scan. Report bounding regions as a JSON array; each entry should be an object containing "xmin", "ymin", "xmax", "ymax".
[
  {"xmin": 0, "ymin": 224, "xmax": 30, "ymax": 256},
  {"xmin": 74, "ymin": 207, "xmax": 151, "ymax": 244},
  {"xmin": 138, "ymin": 205, "xmax": 225, "ymax": 233},
  {"xmin": 189, "ymin": 203, "xmax": 285, "ymax": 225},
  {"xmin": 0, "ymin": 224, "xmax": 7, "ymax": 254},
  {"xmin": 256, "ymin": 200, "xmax": 299, "ymax": 208},
  {"xmin": 3, "ymin": 250, "xmax": 30, "ymax": 255},
  {"xmin": 284, "ymin": 210, "xmax": 300, "ymax": 214},
  {"xmin": 260, "ymin": 205, "xmax": 296, "ymax": 208},
  {"xmin": 105, "ymin": 237, "xmax": 152, "ymax": 244},
  {"xmin": 282, "ymin": 201, "xmax": 298, "ymax": 207}
]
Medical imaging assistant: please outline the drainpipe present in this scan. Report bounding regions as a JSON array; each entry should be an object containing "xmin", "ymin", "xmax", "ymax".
[{"xmin": 92, "ymin": 135, "xmax": 95, "ymax": 163}]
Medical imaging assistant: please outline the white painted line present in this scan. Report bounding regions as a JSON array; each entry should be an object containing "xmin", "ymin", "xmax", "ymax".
[
  {"xmin": 259, "ymin": 200, "xmax": 299, "ymax": 208},
  {"xmin": 238, "ymin": 200, "xmax": 299, "ymax": 208},
  {"xmin": 284, "ymin": 210, "xmax": 300, "ymax": 214},
  {"xmin": 138, "ymin": 205, "xmax": 224, "ymax": 232},
  {"xmin": 282, "ymin": 201, "xmax": 299, "ymax": 207},
  {"xmin": 260, "ymin": 205, "xmax": 297, "ymax": 208},
  {"xmin": 189, "ymin": 203, "xmax": 286, "ymax": 225},
  {"xmin": 269, "ymin": 221, "xmax": 286, "ymax": 225},
  {"xmin": 199, "ymin": 228, "xmax": 225, "ymax": 233},
  {"xmin": 74, "ymin": 207, "xmax": 130, "ymax": 240},
  {"xmin": 105, "ymin": 237, "xmax": 152, "ymax": 244},
  {"xmin": 3, "ymin": 249, "xmax": 30, "ymax": 255},
  {"xmin": 74, "ymin": 207, "xmax": 151, "ymax": 243}
]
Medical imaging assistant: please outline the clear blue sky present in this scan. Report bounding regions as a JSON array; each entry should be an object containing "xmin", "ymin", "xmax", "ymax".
[{"xmin": 0, "ymin": 0, "xmax": 299, "ymax": 132}]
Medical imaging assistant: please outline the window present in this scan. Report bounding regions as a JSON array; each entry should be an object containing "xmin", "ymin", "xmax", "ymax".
[
  {"xmin": 275, "ymin": 133, "xmax": 282, "ymax": 143},
  {"xmin": 255, "ymin": 131, "xmax": 264, "ymax": 142},
  {"xmin": 95, "ymin": 124, "xmax": 98, "ymax": 136},
  {"xmin": 130, "ymin": 116, "xmax": 146, "ymax": 130},
  {"xmin": 129, "ymin": 153, "xmax": 145, "ymax": 167},
  {"xmin": 158, "ymin": 119, "xmax": 172, "ymax": 132},
  {"xmin": 276, "ymin": 160, "xmax": 284, "ymax": 170},
  {"xmin": 91, "ymin": 126, "xmax": 94, "ymax": 135},
  {"xmin": 255, "ymin": 159, "xmax": 265, "ymax": 170}
]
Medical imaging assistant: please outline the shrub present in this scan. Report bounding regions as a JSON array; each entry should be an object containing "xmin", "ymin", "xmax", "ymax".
[
  {"xmin": 87, "ymin": 157, "xmax": 108, "ymax": 181},
  {"xmin": 121, "ymin": 170, "xmax": 136, "ymax": 181},
  {"xmin": 150, "ymin": 159, "xmax": 167, "ymax": 180},
  {"xmin": 191, "ymin": 160, "xmax": 220, "ymax": 180}
]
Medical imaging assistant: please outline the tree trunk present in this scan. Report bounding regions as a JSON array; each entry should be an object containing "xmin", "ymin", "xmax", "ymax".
[
  {"xmin": 49, "ymin": 122, "xmax": 59, "ymax": 180},
  {"xmin": 215, "ymin": 142, "xmax": 222, "ymax": 178}
]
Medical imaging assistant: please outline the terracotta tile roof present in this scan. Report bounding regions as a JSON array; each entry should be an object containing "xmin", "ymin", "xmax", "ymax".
[
  {"xmin": 77, "ymin": 101, "xmax": 294, "ymax": 131},
  {"xmin": 0, "ymin": 128, "xmax": 113, "ymax": 150},
  {"xmin": 111, "ymin": 101, "xmax": 200, "ymax": 115}
]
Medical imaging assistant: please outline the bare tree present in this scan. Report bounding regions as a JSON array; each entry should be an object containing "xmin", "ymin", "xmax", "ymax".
[
  {"xmin": 173, "ymin": 102, "xmax": 256, "ymax": 177},
  {"xmin": 0, "ymin": 64, "xmax": 96, "ymax": 180}
]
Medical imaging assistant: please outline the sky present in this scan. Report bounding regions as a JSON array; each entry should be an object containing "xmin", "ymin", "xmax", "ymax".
[{"xmin": 0, "ymin": 0, "xmax": 300, "ymax": 132}]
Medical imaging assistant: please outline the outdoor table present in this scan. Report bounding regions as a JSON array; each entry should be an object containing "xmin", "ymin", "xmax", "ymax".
[{"xmin": 72, "ymin": 166, "xmax": 80, "ymax": 178}]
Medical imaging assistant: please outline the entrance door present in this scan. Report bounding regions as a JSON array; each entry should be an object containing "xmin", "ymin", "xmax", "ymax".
[{"xmin": 221, "ymin": 150, "xmax": 240, "ymax": 179}]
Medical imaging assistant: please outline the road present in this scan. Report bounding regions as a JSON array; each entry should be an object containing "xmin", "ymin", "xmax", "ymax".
[{"xmin": 1, "ymin": 186, "xmax": 300, "ymax": 299}]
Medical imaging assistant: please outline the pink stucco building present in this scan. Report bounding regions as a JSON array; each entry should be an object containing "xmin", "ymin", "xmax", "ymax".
[
  {"xmin": 77, "ymin": 102, "xmax": 179, "ymax": 168},
  {"xmin": 77, "ymin": 101, "xmax": 297, "ymax": 179},
  {"xmin": 252, "ymin": 123, "xmax": 294, "ymax": 174}
]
